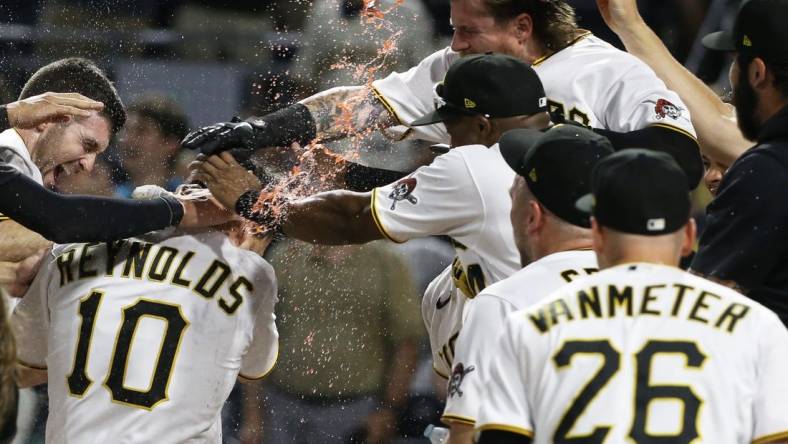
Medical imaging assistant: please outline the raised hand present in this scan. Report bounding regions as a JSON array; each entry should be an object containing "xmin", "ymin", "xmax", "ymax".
[{"xmin": 6, "ymin": 92, "xmax": 104, "ymax": 128}]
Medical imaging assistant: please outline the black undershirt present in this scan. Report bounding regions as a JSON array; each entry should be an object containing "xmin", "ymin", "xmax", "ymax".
[{"xmin": 0, "ymin": 164, "xmax": 182, "ymax": 243}]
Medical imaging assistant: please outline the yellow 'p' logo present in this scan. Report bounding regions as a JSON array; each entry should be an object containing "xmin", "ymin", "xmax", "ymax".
[{"xmin": 464, "ymin": 98, "xmax": 476, "ymax": 109}]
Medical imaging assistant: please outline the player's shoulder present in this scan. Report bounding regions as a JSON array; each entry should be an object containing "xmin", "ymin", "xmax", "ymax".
[
  {"xmin": 479, "ymin": 250, "xmax": 597, "ymax": 308},
  {"xmin": 540, "ymin": 34, "xmax": 652, "ymax": 78},
  {"xmin": 418, "ymin": 46, "xmax": 459, "ymax": 72},
  {"xmin": 412, "ymin": 144, "xmax": 491, "ymax": 184}
]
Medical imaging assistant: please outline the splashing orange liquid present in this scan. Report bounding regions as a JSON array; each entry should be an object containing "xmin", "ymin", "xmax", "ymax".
[{"xmin": 246, "ymin": 0, "xmax": 408, "ymax": 235}]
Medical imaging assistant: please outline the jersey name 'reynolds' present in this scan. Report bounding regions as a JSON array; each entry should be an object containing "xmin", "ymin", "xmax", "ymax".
[
  {"xmin": 528, "ymin": 280, "xmax": 751, "ymax": 334},
  {"xmin": 54, "ymin": 238, "xmax": 253, "ymax": 315}
]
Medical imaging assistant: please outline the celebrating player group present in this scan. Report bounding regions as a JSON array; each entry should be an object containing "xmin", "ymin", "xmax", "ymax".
[{"xmin": 2, "ymin": 0, "xmax": 788, "ymax": 442}]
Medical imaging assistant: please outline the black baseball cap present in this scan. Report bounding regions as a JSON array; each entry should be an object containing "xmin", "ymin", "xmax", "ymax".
[
  {"xmin": 702, "ymin": 0, "xmax": 788, "ymax": 63},
  {"xmin": 575, "ymin": 149, "xmax": 691, "ymax": 236},
  {"xmin": 411, "ymin": 53, "xmax": 548, "ymax": 126},
  {"xmin": 500, "ymin": 124, "xmax": 614, "ymax": 228}
]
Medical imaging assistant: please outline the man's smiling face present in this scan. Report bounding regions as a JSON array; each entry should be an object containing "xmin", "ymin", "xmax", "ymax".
[{"xmin": 33, "ymin": 111, "xmax": 111, "ymax": 190}]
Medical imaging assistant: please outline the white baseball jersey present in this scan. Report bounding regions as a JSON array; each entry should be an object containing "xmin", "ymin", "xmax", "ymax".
[
  {"xmin": 0, "ymin": 128, "xmax": 42, "ymax": 222},
  {"xmin": 373, "ymin": 143, "xmax": 520, "ymax": 378},
  {"xmin": 442, "ymin": 250, "xmax": 598, "ymax": 426},
  {"xmin": 13, "ymin": 231, "xmax": 279, "ymax": 444},
  {"xmin": 371, "ymin": 34, "xmax": 696, "ymax": 143},
  {"xmin": 476, "ymin": 263, "xmax": 788, "ymax": 444}
]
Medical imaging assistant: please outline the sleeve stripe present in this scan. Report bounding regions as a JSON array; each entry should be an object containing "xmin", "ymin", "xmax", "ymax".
[
  {"xmin": 370, "ymin": 190, "xmax": 406, "ymax": 244},
  {"xmin": 18, "ymin": 358, "xmax": 47, "ymax": 370},
  {"xmin": 475, "ymin": 424, "xmax": 534, "ymax": 438},
  {"xmin": 239, "ymin": 348, "xmax": 279, "ymax": 381},
  {"xmin": 370, "ymin": 85, "xmax": 404, "ymax": 126},
  {"xmin": 650, "ymin": 123, "xmax": 700, "ymax": 146},
  {"xmin": 754, "ymin": 430, "xmax": 788, "ymax": 444},
  {"xmin": 441, "ymin": 414, "xmax": 476, "ymax": 426}
]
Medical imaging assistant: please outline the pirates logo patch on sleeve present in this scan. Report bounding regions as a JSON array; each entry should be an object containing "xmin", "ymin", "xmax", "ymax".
[
  {"xmin": 447, "ymin": 362, "xmax": 475, "ymax": 398},
  {"xmin": 654, "ymin": 98, "xmax": 683, "ymax": 120},
  {"xmin": 388, "ymin": 178, "xmax": 418, "ymax": 210}
]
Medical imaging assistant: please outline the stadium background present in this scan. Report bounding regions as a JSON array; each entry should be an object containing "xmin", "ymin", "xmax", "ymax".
[{"xmin": 0, "ymin": 0, "xmax": 743, "ymax": 442}]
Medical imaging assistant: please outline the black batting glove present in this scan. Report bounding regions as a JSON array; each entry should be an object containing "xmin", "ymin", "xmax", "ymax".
[
  {"xmin": 182, "ymin": 104, "xmax": 317, "ymax": 156},
  {"xmin": 181, "ymin": 120, "xmax": 257, "ymax": 156}
]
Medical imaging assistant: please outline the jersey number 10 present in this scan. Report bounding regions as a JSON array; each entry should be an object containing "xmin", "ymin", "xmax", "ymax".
[{"xmin": 66, "ymin": 290, "xmax": 190, "ymax": 410}]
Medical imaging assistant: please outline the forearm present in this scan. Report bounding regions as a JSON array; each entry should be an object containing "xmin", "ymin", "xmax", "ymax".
[
  {"xmin": 382, "ymin": 339, "xmax": 419, "ymax": 408},
  {"xmin": 0, "ymin": 172, "xmax": 183, "ymax": 244},
  {"xmin": 16, "ymin": 366, "xmax": 47, "ymax": 388},
  {"xmin": 0, "ymin": 261, "xmax": 18, "ymax": 285},
  {"xmin": 448, "ymin": 424, "xmax": 474, "ymax": 444},
  {"xmin": 0, "ymin": 221, "xmax": 51, "ymax": 262},
  {"xmin": 300, "ymin": 86, "xmax": 398, "ymax": 143},
  {"xmin": 615, "ymin": 21, "xmax": 750, "ymax": 166},
  {"xmin": 279, "ymin": 190, "xmax": 382, "ymax": 245}
]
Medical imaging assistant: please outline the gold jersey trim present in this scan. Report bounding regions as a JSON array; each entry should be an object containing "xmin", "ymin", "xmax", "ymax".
[{"xmin": 370, "ymin": 190, "xmax": 406, "ymax": 244}]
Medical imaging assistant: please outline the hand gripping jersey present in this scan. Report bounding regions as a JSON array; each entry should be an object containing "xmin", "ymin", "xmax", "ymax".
[
  {"xmin": 442, "ymin": 250, "xmax": 598, "ymax": 426},
  {"xmin": 13, "ymin": 231, "xmax": 279, "ymax": 444},
  {"xmin": 373, "ymin": 143, "xmax": 520, "ymax": 377},
  {"xmin": 476, "ymin": 263, "xmax": 788, "ymax": 444},
  {"xmin": 371, "ymin": 34, "xmax": 696, "ymax": 144}
]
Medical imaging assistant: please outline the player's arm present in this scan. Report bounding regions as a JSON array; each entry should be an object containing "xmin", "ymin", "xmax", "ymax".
[
  {"xmin": 181, "ymin": 86, "xmax": 397, "ymax": 156},
  {"xmin": 182, "ymin": 48, "xmax": 453, "ymax": 156},
  {"xmin": 195, "ymin": 151, "xmax": 480, "ymax": 245},
  {"xmin": 0, "ymin": 163, "xmax": 230, "ymax": 251},
  {"xmin": 16, "ymin": 366, "xmax": 47, "ymax": 388},
  {"xmin": 11, "ymin": 249, "xmax": 53, "ymax": 387},
  {"xmin": 596, "ymin": 0, "xmax": 751, "ymax": 167},
  {"xmin": 1, "ymin": 92, "xmax": 104, "ymax": 130},
  {"xmin": 0, "ymin": 220, "xmax": 51, "ymax": 262}
]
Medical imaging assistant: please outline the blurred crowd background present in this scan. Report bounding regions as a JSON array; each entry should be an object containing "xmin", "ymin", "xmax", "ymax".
[{"xmin": 0, "ymin": 0, "xmax": 746, "ymax": 443}]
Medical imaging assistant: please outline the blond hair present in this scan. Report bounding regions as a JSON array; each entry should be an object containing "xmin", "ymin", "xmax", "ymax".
[{"xmin": 482, "ymin": 0, "xmax": 578, "ymax": 51}]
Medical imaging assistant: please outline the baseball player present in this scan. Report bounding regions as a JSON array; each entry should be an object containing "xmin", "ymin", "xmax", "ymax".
[
  {"xmin": 12, "ymin": 224, "xmax": 278, "ymax": 443},
  {"xmin": 182, "ymin": 0, "xmax": 702, "ymax": 186},
  {"xmin": 193, "ymin": 54, "xmax": 548, "ymax": 380},
  {"xmin": 0, "ymin": 58, "xmax": 227, "ymax": 266},
  {"xmin": 475, "ymin": 150, "xmax": 788, "ymax": 444},
  {"xmin": 441, "ymin": 125, "xmax": 613, "ymax": 443}
]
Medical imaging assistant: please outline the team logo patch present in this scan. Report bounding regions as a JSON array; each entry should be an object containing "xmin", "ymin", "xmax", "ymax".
[
  {"xmin": 448, "ymin": 363, "xmax": 475, "ymax": 398},
  {"xmin": 388, "ymin": 178, "xmax": 418, "ymax": 210},
  {"xmin": 654, "ymin": 99, "xmax": 683, "ymax": 120}
]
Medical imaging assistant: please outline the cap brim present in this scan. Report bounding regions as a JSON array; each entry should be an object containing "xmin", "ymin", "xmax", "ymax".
[
  {"xmin": 702, "ymin": 31, "xmax": 736, "ymax": 52},
  {"xmin": 498, "ymin": 128, "xmax": 547, "ymax": 175},
  {"xmin": 575, "ymin": 193, "xmax": 594, "ymax": 214},
  {"xmin": 410, "ymin": 107, "xmax": 469, "ymax": 127}
]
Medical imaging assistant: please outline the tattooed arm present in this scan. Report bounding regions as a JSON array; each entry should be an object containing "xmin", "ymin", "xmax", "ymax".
[
  {"xmin": 182, "ymin": 86, "xmax": 400, "ymax": 156},
  {"xmin": 300, "ymin": 86, "xmax": 399, "ymax": 143}
]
